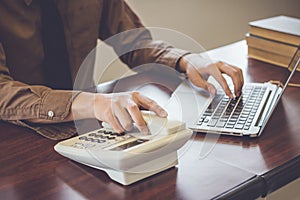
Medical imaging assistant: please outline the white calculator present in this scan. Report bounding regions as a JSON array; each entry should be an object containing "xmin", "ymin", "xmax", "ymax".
[{"xmin": 54, "ymin": 111, "xmax": 193, "ymax": 185}]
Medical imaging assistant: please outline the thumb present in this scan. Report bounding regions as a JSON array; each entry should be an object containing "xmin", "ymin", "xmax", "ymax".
[{"xmin": 187, "ymin": 69, "xmax": 215, "ymax": 95}]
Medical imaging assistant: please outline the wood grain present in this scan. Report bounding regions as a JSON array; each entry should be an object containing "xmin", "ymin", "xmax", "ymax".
[{"xmin": 1, "ymin": 41, "xmax": 299, "ymax": 200}]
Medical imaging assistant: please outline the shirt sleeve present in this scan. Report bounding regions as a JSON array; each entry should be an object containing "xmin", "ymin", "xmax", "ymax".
[
  {"xmin": 98, "ymin": 0, "xmax": 190, "ymax": 70},
  {"xmin": 0, "ymin": 42, "xmax": 80, "ymax": 140}
]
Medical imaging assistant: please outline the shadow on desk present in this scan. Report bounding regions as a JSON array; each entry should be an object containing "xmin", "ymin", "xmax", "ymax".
[{"xmin": 55, "ymin": 161, "xmax": 178, "ymax": 200}]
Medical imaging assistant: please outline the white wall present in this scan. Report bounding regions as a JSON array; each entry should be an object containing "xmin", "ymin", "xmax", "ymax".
[{"xmin": 96, "ymin": 0, "xmax": 300, "ymax": 83}]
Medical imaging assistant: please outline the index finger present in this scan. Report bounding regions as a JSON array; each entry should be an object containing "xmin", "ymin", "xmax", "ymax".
[
  {"xmin": 208, "ymin": 63, "xmax": 234, "ymax": 98},
  {"xmin": 126, "ymin": 99, "xmax": 149, "ymax": 135},
  {"xmin": 133, "ymin": 92, "xmax": 168, "ymax": 118},
  {"xmin": 217, "ymin": 62, "xmax": 244, "ymax": 96}
]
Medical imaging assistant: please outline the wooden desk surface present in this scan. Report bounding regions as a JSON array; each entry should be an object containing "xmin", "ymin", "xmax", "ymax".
[{"xmin": 1, "ymin": 41, "xmax": 299, "ymax": 200}]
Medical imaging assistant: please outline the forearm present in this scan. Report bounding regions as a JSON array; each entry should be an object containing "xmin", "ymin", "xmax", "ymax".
[
  {"xmin": 0, "ymin": 76, "xmax": 80, "ymax": 123},
  {"xmin": 98, "ymin": 0, "xmax": 189, "ymax": 71},
  {"xmin": 120, "ymin": 39, "xmax": 190, "ymax": 70}
]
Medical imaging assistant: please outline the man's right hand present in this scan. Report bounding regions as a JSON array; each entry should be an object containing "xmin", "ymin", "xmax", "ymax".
[
  {"xmin": 178, "ymin": 54, "xmax": 244, "ymax": 98},
  {"xmin": 71, "ymin": 91, "xmax": 168, "ymax": 134}
]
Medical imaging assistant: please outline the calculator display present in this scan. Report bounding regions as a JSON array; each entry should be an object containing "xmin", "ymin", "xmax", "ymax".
[{"xmin": 111, "ymin": 139, "xmax": 149, "ymax": 151}]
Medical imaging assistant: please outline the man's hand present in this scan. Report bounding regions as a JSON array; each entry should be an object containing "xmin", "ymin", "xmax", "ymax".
[
  {"xmin": 71, "ymin": 91, "xmax": 168, "ymax": 134},
  {"xmin": 179, "ymin": 54, "xmax": 244, "ymax": 98}
]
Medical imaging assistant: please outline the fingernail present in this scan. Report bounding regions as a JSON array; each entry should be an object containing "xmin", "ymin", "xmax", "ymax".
[
  {"xmin": 207, "ymin": 87, "xmax": 213, "ymax": 94},
  {"xmin": 140, "ymin": 126, "xmax": 150, "ymax": 135},
  {"xmin": 208, "ymin": 85, "xmax": 216, "ymax": 95},
  {"xmin": 159, "ymin": 110, "xmax": 168, "ymax": 117}
]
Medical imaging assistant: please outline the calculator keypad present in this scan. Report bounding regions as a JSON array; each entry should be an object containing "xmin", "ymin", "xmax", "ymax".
[{"xmin": 72, "ymin": 129, "xmax": 132, "ymax": 149}]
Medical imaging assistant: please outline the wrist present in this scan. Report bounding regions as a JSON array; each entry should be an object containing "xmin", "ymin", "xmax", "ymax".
[
  {"xmin": 177, "ymin": 54, "xmax": 190, "ymax": 73},
  {"xmin": 71, "ymin": 92, "xmax": 97, "ymax": 120}
]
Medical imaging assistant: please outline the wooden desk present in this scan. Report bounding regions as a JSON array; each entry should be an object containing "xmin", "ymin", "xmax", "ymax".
[{"xmin": 1, "ymin": 41, "xmax": 299, "ymax": 200}]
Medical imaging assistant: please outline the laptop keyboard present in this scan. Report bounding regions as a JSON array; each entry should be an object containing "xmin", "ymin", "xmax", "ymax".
[{"xmin": 197, "ymin": 85, "xmax": 267, "ymax": 131}]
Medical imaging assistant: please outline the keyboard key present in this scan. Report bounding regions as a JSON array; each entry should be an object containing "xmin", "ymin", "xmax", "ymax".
[
  {"xmin": 227, "ymin": 121, "xmax": 236, "ymax": 125},
  {"xmin": 198, "ymin": 84, "xmax": 267, "ymax": 132},
  {"xmin": 229, "ymin": 119, "xmax": 237, "ymax": 123},
  {"xmin": 203, "ymin": 112, "xmax": 212, "ymax": 117},
  {"xmin": 200, "ymin": 116, "xmax": 206, "ymax": 121},
  {"xmin": 231, "ymin": 114, "xmax": 239, "ymax": 119},
  {"xmin": 216, "ymin": 121, "xmax": 226, "ymax": 128},
  {"xmin": 235, "ymin": 124, "xmax": 244, "ymax": 129},
  {"xmin": 238, "ymin": 120, "xmax": 246, "ymax": 124},
  {"xmin": 207, "ymin": 119, "xmax": 218, "ymax": 127},
  {"xmin": 219, "ymin": 118, "xmax": 227, "ymax": 122},
  {"xmin": 206, "ymin": 94, "xmax": 224, "ymax": 112},
  {"xmin": 226, "ymin": 124, "xmax": 234, "ymax": 128}
]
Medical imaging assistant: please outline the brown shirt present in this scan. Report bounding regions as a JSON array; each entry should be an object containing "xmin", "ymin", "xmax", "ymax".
[{"xmin": 0, "ymin": 0, "xmax": 188, "ymax": 140}]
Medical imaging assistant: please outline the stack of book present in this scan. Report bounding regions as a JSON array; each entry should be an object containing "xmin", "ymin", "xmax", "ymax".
[{"xmin": 246, "ymin": 15, "xmax": 300, "ymax": 71}]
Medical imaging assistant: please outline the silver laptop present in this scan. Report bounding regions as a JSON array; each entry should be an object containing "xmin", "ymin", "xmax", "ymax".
[{"xmin": 165, "ymin": 57, "xmax": 299, "ymax": 137}]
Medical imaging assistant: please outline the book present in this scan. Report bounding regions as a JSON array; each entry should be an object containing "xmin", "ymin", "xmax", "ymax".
[
  {"xmin": 248, "ymin": 46, "xmax": 292, "ymax": 68},
  {"xmin": 288, "ymin": 48, "xmax": 300, "ymax": 72},
  {"xmin": 246, "ymin": 34, "xmax": 298, "ymax": 58},
  {"xmin": 249, "ymin": 16, "xmax": 300, "ymax": 46}
]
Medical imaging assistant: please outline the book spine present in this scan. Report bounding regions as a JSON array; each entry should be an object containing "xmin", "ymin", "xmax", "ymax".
[
  {"xmin": 248, "ymin": 46, "xmax": 290, "ymax": 68},
  {"xmin": 250, "ymin": 26, "xmax": 300, "ymax": 46},
  {"xmin": 288, "ymin": 48, "xmax": 300, "ymax": 72},
  {"xmin": 246, "ymin": 34, "xmax": 298, "ymax": 58}
]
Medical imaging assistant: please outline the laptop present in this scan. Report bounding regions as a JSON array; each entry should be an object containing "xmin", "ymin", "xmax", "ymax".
[{"xmin": 165, "ymin": 57, "xmax": 299, "ymax": 137}]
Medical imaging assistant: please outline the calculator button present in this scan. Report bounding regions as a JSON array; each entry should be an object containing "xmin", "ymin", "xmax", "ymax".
[
  {"xmin": 94, "ymin": 139, "xmax": 106, "ymax": 143},
  {"xmin": 88, "ymin": 133, "xmax": 96, "ymax": 137},
  {"xmin": 94, "ymin": 134, "xmax": 102, "ymax": 138},
  {"xmin": 103, "ymin": 131, "xmax": 110, "ymax": 135},
  {"xmin": 79, "ymin": 136, "xmax": 88, "ymax": 140},
  {"xmin": 107, "ymin": 136, "xmax": 116, "ymax": 140},
  {"xmin": 74, "ymin": 142, "xmax": 84, "ymax": 148}
]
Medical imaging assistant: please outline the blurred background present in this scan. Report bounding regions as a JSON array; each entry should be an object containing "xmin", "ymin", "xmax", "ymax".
[
  {"xmin": 127, "ymin": 0, "xmax": 300, "ymax": 50},
  {"xmin": 95, "ymin": 0, "xmax": 300, "ymax": 83}
]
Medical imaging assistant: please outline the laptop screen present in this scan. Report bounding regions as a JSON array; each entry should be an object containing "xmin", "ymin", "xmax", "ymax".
[{"xmin": 260, "ymin": 53, "xmax": 300, "ymax": 131}]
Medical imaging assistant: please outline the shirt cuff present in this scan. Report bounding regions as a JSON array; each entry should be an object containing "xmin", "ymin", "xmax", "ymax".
[
  {"xmin": 39, "ymin": 90, "xmax": 81, "ymax": 120},
  {"xmin": 8, "ymin": 119, "xmax": 77, "ymax": 140},
  {"xmin": 157, "ymin": 48, "xmax": 191, "ymax": 70}
]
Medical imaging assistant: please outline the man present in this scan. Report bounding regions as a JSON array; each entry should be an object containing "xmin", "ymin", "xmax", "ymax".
[{"xmin": 0, "ymin": 0, "xmax": 243, "ymax": 140}]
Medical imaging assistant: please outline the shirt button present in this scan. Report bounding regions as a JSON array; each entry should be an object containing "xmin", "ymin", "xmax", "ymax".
[{"xmin": 48, "ymin": 111, "xmax": 54, "ymax": 119}]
